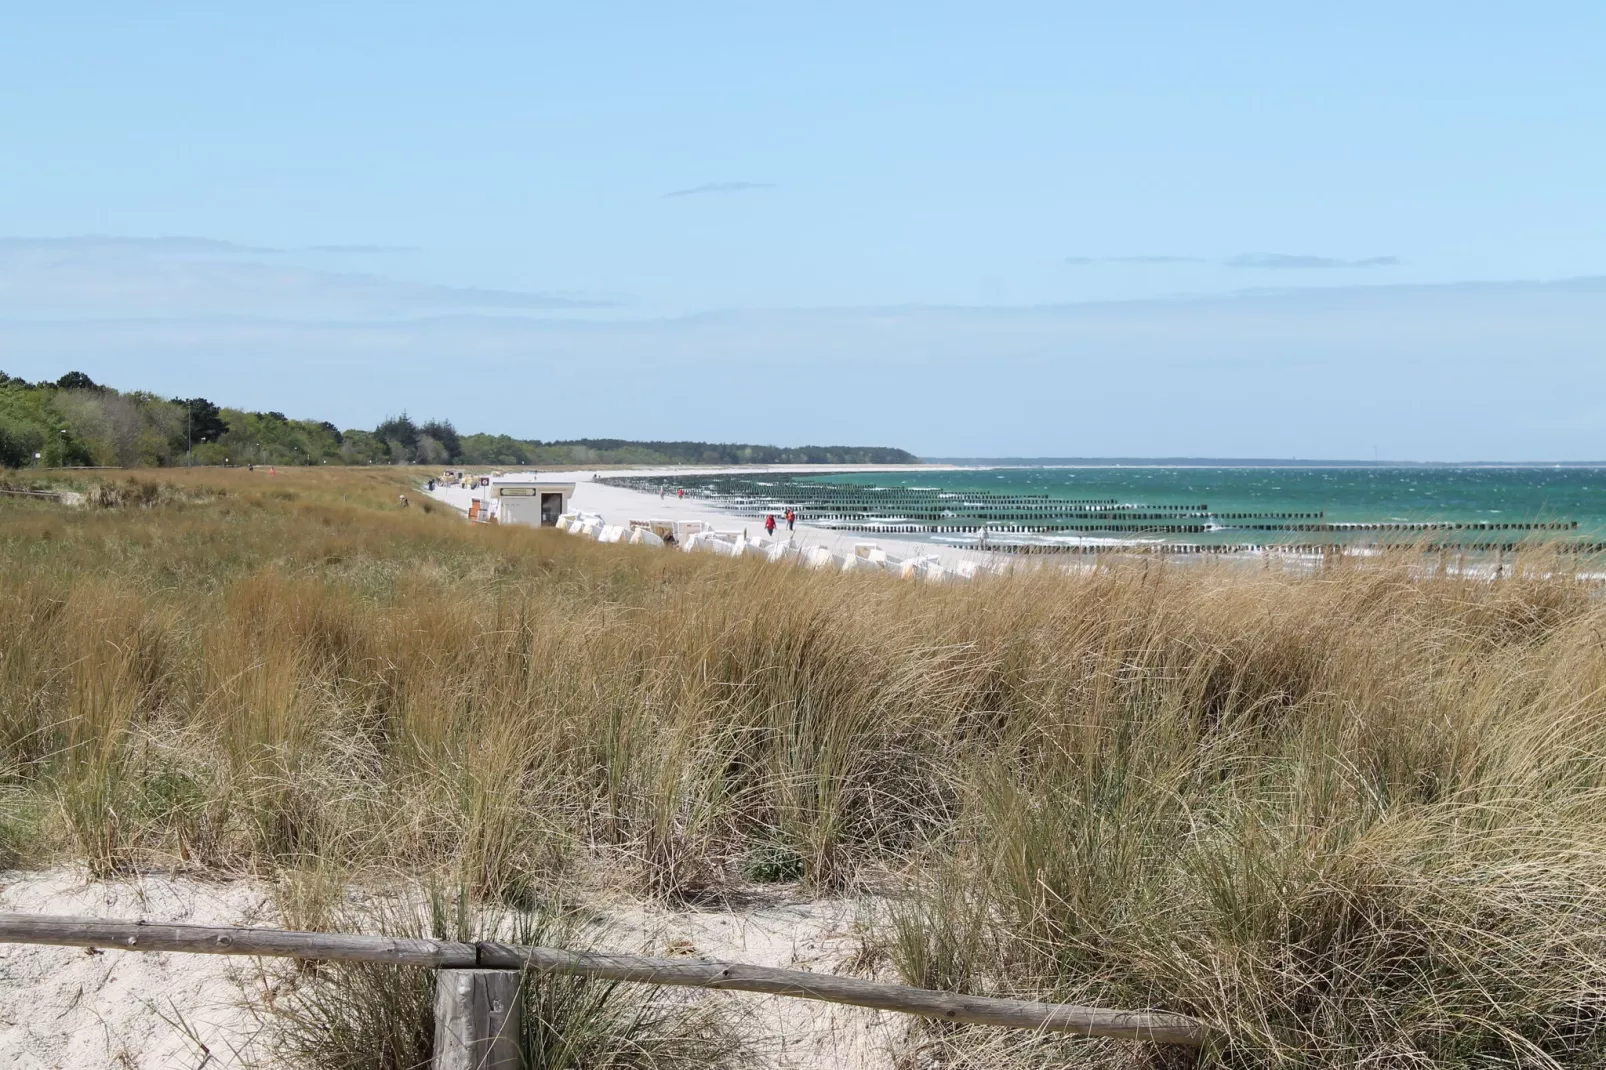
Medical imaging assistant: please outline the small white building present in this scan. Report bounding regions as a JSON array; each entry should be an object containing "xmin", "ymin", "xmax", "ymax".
[{"xmin": 486, "ymin": 473, "xmax": 576, "ymax": 527}]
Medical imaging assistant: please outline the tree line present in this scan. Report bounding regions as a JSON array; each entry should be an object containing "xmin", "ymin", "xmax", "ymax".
[{"xmin": 0, "ymin": 371, "xmax": 917, "ymax": 469}]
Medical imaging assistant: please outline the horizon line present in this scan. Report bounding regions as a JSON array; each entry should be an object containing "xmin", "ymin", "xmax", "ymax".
[{"xmin": 921, "ymin": 457, "xmax": 1606, "ymax": 467}]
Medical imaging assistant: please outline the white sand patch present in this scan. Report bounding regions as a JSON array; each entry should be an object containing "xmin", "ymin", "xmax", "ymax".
[
  {"xmin": 425, "ymin": 467, "xmax": 1000, "ymax": 576},
  {"xmin": 0, "ymin": 870, "xmax": 902, "ymax": 1069},
  {"xmin": 606, "ymin": 896, "xmax": 903, "ymax": 1070},
  {"xmin": 0, "ymin": 868, "xmax": 278, "ymax": 1069}
]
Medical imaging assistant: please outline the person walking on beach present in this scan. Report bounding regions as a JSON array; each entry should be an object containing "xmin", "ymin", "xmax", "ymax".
[
  {"xmin": 765, "ymin": 513, "xmax": 777, "ymax": 537},
  {"xmin": 785, "ymin": 508, "xmax": 796, "ymax": 531},
  {"xmin": 677, "ymin": 488, "xmax": 684, "ymax": 499}
]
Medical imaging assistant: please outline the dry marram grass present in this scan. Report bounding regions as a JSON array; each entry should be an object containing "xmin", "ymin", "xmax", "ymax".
[{"xmin": 3, "ymin": 467, "xmax": 1606, "ymax": 1066}]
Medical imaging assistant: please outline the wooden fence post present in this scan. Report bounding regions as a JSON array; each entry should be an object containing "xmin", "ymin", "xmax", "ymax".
[{"xmin": 433, "ymin": 968, "xmax": 521, "ymax": 1070}]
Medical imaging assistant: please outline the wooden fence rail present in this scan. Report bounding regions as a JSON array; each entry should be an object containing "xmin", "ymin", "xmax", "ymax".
[{"xmin": 0, "ymin": 912, "xmax": 1208, "ymax": 1048}]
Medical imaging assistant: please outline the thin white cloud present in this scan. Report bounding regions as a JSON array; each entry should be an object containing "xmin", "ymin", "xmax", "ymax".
[
  {"xmin": 0, "ymin": 236, "xmax": 612, "ymax": 318},
  {"xmin": 0, "ymin": 235, "xmax": 275, "ymax": 255},
  {"xmin": 302, "ymin": 244, "xmax": 421, "ymax": 254},
  {"xmin": 1067, "ymin": 253, "xmax": 1402, "ymax": 269},
  {"xmin": 0, "ymin": 235, "xmax": 423, "ymax": 256},
  {"xmin": 1225, "ymin": 253, "xmax": 1402, "ymax": 270},
  {"xmin": 662, "ymin": 181, "xmax": 775, "ymax": 199}
]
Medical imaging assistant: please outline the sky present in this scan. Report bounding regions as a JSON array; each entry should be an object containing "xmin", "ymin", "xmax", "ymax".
[{"xmin": 1, "ymin": 3, "xmax": 1603, "ymax": 459}]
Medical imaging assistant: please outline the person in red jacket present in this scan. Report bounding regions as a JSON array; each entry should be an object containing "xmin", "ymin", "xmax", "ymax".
[
  {"xmin": 785, "ymin": 508, "xmax": 796, "ymax": 531},
  {"xmin": 764, "ymin": 513, "xmax": 777, "ymax": 537}
]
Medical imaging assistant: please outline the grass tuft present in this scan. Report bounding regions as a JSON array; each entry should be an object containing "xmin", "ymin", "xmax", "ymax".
[{"xmin": 264, "ymin": 884, "xmax": 744, "ymax": 1070}]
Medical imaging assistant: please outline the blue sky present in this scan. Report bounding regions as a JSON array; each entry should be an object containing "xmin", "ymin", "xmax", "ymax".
[{"xmin": 1, "ymin": 3, "xmax": 1603, "ymax": 459}]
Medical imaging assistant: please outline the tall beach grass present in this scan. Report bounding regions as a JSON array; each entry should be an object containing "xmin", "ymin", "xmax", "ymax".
[{"xmin": 4, "ymin": 468, "xmax": 1606, "ymax": 1066}]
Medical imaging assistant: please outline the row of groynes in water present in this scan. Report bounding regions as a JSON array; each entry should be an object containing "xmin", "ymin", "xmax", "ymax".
[
  {"xmin": 986, "ymin": 541, "xmax": 1606, "ymax": 555},
  {"xmin": 806, "ymin": 521, "xmax": 1580, "ymax": 534},
  {"xmin": 599, "ymin": 476, "xmax": 1583, "ymax": 546}
]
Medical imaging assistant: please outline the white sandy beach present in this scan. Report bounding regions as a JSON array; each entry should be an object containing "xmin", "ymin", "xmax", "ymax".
[{"xmin": 425, "ymin": 466, "xmax": 1006, "ymax": 575}]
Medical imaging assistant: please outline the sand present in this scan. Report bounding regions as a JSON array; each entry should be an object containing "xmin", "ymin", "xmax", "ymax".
[
  {"xmin": 0, "ymin": 869, "xmax": 277, "ymax": 1069},
  {"xmin": 611, "ymin": 894, "xmax": 905, "ymax": 1070},
  {"xmin": 0, "ymin": 868, "xmax": 902, "ymax": 1069},
  {"xmin": 426, "ymin": 466, "xmax": 1002, "ymax": 575}
]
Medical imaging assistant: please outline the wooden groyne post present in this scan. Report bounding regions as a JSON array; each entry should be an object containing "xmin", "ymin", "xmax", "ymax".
[{"xmin": 0, "ymin": 913, "xmax": 1209, "ymax": 1057}]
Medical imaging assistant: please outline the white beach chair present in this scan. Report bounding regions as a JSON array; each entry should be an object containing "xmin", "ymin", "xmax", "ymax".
[
  {"xmin": 898, "ymin": 555, "xmax": 936, "ymax": 580},
  {"xmin": 803, "ymin": 546, "xmax": 839, "ymax": 570}
]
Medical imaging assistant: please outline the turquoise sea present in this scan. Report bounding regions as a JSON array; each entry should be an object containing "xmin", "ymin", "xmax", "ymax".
[
  {"xmin": 796, "ymin": 466, "xmax": 1606, "ymax": 549},
  {"xmin": 613, "ymin": 466, "xmax": 1606, "ymax": 551}
]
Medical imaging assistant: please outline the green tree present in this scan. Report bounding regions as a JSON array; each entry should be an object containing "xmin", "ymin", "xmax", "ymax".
[
  {"xmin": 374, "ymin": 414, "xmax": 419, "ymax": 463},
  {"xmin": 0, "ymin": 416, "xmax": 44, "ymax": 468},
  {"xmin": 55, "ymin": 371, "xmax": 100, "ymax": 391},
  {"xmin": 175, "ymin": 397, "xmax": 230, "ymax": 447},
  {"xmin": 419, "ymin": 419, "xmax": 461, "ymax": 461}
]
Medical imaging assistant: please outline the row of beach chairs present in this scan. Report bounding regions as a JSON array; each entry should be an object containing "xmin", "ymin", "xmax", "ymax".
[{"xmin": 551, "ymin": 513, "xmax": 995, "ymax": 582}]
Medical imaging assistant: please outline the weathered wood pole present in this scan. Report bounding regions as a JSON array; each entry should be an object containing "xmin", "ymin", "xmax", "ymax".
[
  {"xmin": 0, "ymin": 913, "xmax": 1209, "ymax": 1046},
  {"xmin": 434, "ymin": 969, "xmax": 521, "ymax": 1070}
]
